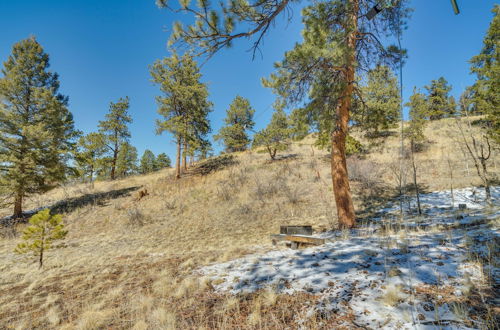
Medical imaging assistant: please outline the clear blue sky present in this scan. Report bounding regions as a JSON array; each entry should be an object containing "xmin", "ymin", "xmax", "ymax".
[{"xmin": 0, "ymin": 0, "xmax": 496, "ymax": 160}]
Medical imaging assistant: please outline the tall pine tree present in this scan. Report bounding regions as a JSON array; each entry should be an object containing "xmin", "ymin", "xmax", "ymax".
[
  {"xmin": 155, "ymin": 153, "xmax": 171, "ymax": 169},
  {"xmin": 424, "ymin": 77, "xmax": 455, "ymax": 120},
  {"xmin": 253, "ymin": 107, "xmax": 290, "ymax": 160},
  {"xmin": 215, "ymin": 96, "xmax": 255, "ymax": 152},
  {"xmin": 405, "ymin": 87, "xmax": 428, "ymax": 145},
  {"xmin": 140, "ymin": 149, "xmax": 156, "ymax": 174},
  {"xmin": 0, "ymin": 37, "xmax": 77, "ymax": 218},
  {"xmin": 469, "ymin": 4, "xmax": 499, "ymax": 143},
  {"xmin": 150, "ymin": 53, "xmax": 212, "ymax": 179},
  {"xmin": 115, "ymin": 142, "xmax": 138, "ymax": 178},
  {"xmin": 75, "ymin": 132, "xmax": 107, "ymax": 183},
  {"xmin": 356, "ymin": 65, "xmax": 400, "ymax": 137},
  {"xmin": 98, "ymin": 97, "xmax": 132, "ymax": 180}
]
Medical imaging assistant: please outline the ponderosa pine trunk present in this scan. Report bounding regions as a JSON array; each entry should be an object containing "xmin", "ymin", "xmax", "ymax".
[
  {"xmin": 13, "ymin": 193, "xmax": 23, "ymax": 219},
  {"xmin": 110, "ymin": 148, "xmax": 118, "ymax": 180},
  {"xmin": 182, "ymin": 138, "xmax": 188, "ymax": 172},
  {"xmin": 330, "ymin": 0, "xmax": 357, "ymax": 229},
  {"xmin": 176, "ymin": 137, "xmax": 181, "ymax": 179}
]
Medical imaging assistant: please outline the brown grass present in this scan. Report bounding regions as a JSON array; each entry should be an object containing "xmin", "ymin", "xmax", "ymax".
[{"xmin": 0, "ymin": 117, "xmax": 498, "ymax": 328}]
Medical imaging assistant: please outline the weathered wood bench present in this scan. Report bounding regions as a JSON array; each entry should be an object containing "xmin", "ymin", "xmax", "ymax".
[{"xmin": 271, "ymin": 226, "xmax": 325, "ymax": 249}]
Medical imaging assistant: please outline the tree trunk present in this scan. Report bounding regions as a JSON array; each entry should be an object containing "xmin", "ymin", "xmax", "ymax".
[
  {"xmin": 480, "ymin": 158, "xmax": 491, "ymax": 204},
  {"xmin": 176, "ymin": 137, "xmax": 181, "ymax": 179},
  {"xmin": 267, "ymin": 146, "xmax": 275, "ymax": 160},
  {"xmin": 330, "ymin": 0, "xmax": 357, "ymax": 229},
  {"xmin": 182, "ymin": 138, "xmax": 188, "ymax": 172},
  {"xmin": 110, "ymin": 148, "xmax": 118, "ymax": 180},
  {"xmin": 39, "ymin": 243, "xmax": 44, "ymax": 269},
  {"xmin": 410, "ymin": 140, "xmax": 421, "ymax": 215},
  {"xmin": 13, "ymin": 193, "xmax": 23, "ymax": 218}
]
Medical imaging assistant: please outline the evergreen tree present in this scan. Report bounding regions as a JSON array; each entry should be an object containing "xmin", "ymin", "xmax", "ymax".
[
  {"xmin": 98, "ymin": 97, "xmax": 132, "ymax": 180},
  {"xmin": 115, "ymin": 142, "xmax": 137, "ymax": 177},
  {"xmin": 15, "ymin": 209, "xmax": 67, "ymax": 268},
  {"xmin": 458, "ymin": 86, "xmax": 480, "ymax": 116},
  {"xmin": 0, "ymin": 37, "xmax": 77, "ymax": 218},
  {"xmin": 405, "ymin": 87, "xmax": 428, "ymax": 145},
  {"xmin": 424, "ymin": 77, "xmax": 455, "ymax": 120},
  {"xmin": 215, "ymin": 96, "xmax": 255, "ymax": 152},
  {"xmin": 155, "ymin": 153, "xmax": 171, "ymax": 169},
  {"xmin": 140, "ymin": 149, "xmax": 156, "ymax": 174},
  {"xmin": 150, "ymin": 53, "xmax": 212, "ymax": 179},
  {"xmin": 288, "ymin": 108, "xmax": 310, "ymax": 141},
  {"xmin": 162, "ymin": 0, "xmax": 409, "ymax": 228},
  {"xmin": 260, "ymin": 1, "xmax": 407, "ymax": 227},
  {"xmin": 356, "ymin": 65, "xmax": 400, "ymax": 137},
  {"xmin": 469, "ymin": 4, "xmax": 499, "ymax": 143},
  {"xmin": 253, "ymin": 108, "xmax": 290, "ymax": 160},
  {"xmin": 75, "ymin": 132, "xmax": 107, "ymax": 183}
]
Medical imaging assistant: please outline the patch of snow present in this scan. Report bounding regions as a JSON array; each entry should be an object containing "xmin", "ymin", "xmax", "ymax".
[{"xmin": 197, "ymin": 186, "xmax": 499, "ymax": 329}]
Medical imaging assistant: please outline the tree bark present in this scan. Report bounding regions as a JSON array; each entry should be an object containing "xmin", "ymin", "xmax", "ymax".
[
  {"xmin": 13, "ymin": 193, "xmax": 23, "ymax": 218},
  {"xmin": 480, "ymin": 158, "xmax": 491, "ymax": 204},
  {"xmin": 182, "ymin": 138, "xmax": 188, "ymax": 172},
  {"xmin": 410, "ymin": 140, "xmax": 421, "ymax": 215},
  {"xmin": 176, "ymin": 137, "xmax": 181, "ymax": 179},
  {"xmin": 110, "ymin": 148, "xmax": 117, "ymax": 180},
  {"xmin": 330, "ymin": 0, "xmax": 357, "ymax": 229}
]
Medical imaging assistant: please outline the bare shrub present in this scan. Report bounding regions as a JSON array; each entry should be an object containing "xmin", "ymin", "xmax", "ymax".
[
  {"xmin": 127, "ymin": 208, "xmax": 148, "ymax": 226},
  {"xmin": 283, "ymin": 185, "xmax": 303, "ymax": 205},
  {"xmin": 216, "ymin": 182, "xmax": 234, "ymax": 201},
  {"xmin": 347, "ymin": 156, "xmax": 382, "ymax": 188},
  {"xmin": 252, "ymin": 177, "xmax": 283, "ymax": 203}
]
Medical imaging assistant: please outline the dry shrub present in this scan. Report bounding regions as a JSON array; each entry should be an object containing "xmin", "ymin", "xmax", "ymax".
[
  {"xmin": 127, "ymin": 208, "xmax": 149, "ymax": 226},
  {"xmin": 347, "ymin": 156, "xmax": 383, "ymax": 188}
]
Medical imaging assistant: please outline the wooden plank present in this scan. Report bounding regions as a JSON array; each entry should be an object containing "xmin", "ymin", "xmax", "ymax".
[
  {"xmin": 280, "ymin": 225, "xmax": 313, "ymax": 236},
  {"xmin": 285, "ymin": 235, "xmax": 325, "ymax": 245},
  {"xmin": 270, "ymin": 234, "xmax": 325, "ymax": 246}
]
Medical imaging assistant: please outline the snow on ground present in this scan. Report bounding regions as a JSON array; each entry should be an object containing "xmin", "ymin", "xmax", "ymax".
[
  {"xmin": 380, "ymin": 186, "xmax": 500, "ymax": 214},
  {"xmin": 198, "ymin": 187, "xmax": 499, "ymax": 329}
]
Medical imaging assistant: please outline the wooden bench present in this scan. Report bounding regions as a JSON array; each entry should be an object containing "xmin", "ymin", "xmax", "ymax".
[{"xmin": 271, "ymin": 234, "xmax": 326, "ymax": 249}]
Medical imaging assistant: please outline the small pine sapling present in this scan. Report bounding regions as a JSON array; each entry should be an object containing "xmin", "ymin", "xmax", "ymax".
[{"xmin": 15, "ymin": 209, "xmax": 67, "ymax": 268}]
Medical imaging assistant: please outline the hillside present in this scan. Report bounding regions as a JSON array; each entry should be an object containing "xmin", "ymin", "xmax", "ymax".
[{"xmin": 0, "ymin": 118, "xmax": 499, "ymax": 329}]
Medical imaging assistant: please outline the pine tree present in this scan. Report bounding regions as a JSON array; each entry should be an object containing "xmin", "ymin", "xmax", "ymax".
[
  {"xmin": 424, "ymin": 77, "xmax": 455, "ymax": 120},
  {"xmin": 150, "ymin": 53, "xmax": 212, "ymax": 179},
  {"xmin": 98, "ymin": 97, "xmax": 132, "ymax": 180},
  {"xmin": 75, "ymin": 132, "xmax": 107, "ymax": 183},
  {"xmin": 288, "ymin": 108, "xmax": 310, "ymax": 141},
  {"xmin": 260, "ymin": 1, "xmax": 407, "ymax": 227},
  {"xmin": 458, "ymin": 87, "xmax": 480, "ymax": 116},
  {"xmin": 253, "ymin": 108, "xmax": 290, "ymax": 160},
  {"xmin": 469, "ymin": 4, "xmax": 499, "ymax": 143},
  {"xmin": 215, "ymin": 96, "xmax": 255, "ymax": 152},
  {"xmin": 15, "ymin": 209, "xmax": 67, "ymax": 268},
  {"xmin": 405, "ymin": 87, "xmax": 428, "ymax": 145},
  {"xmin": 140, "ymin": 149, "xmax": 156, "ymax": 174},
  {"xmin": 155, "ymin": 153, "xmax": 171, "ymax": 169},
  {"xmin": 162, "ymin": 0, "xmax": 409, "ymax": 228},
  {"xmin": 356, "ymin": 65, "xmax": 400, "ymax": 137},
  {"xmin": 115, "ymin": 142, "xmax": 138, "ymax": 177},
  {"xmin": 0, "ymin": 37, "xmax": 78, "ymax": 218}
]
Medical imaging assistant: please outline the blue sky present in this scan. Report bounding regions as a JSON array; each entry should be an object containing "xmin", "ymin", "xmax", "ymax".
[{"xmin": 0, "ymin": 0, "xmax": 496, "ymax": 160}]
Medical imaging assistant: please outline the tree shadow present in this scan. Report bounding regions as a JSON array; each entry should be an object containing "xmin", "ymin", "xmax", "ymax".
[
  {"xmin": 186, "ymin": 154, "xmax": 238, "ymax": 176},
  {"xmin": 1, "ymin": 186, "xmax": 141, "ymax": 226}
]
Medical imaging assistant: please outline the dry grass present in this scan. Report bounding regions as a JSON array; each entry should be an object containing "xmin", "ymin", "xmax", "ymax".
[{"xmin": 0, "ymin": 117, "xmax": 498, "ymax": 328}]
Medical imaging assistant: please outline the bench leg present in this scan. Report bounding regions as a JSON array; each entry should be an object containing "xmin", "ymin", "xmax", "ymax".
[{"xmin": 291, "ymin": 242, "xmax": 299, "ymax": 250}]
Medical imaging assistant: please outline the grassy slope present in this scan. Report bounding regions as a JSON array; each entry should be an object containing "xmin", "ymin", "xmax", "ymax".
[{"xmin": 0, "ymin": 117, "xmax": 498, "ymax": 329}]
